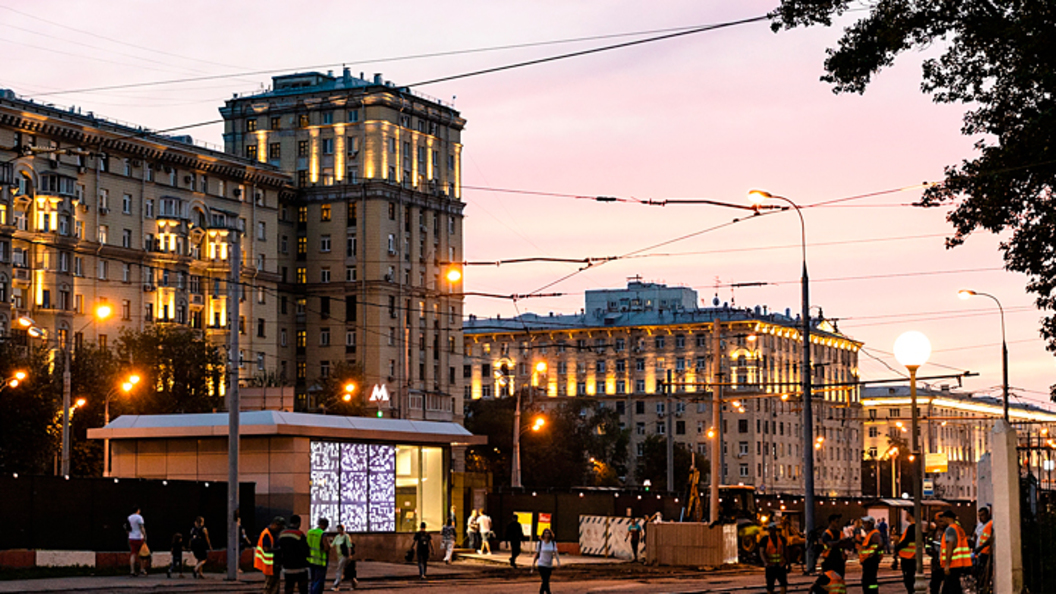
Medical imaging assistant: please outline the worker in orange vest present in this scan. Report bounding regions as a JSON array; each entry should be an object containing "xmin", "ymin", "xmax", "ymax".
[
  {"xmin": 811, "ymin": 569, "xmax": 847, "ymax": 594},
  {"xmin": 819, "ymin": 514, "xmax": 847, "ymax": 577},
  {"xmin": 893, "ymin": 512, "xmax": 918, "ymax": 594},
  {"xmin": 762, "ymin": 522, "xmax": 790, "ymax": 594},
  {"xmin": 973, "ymin": 507, "xmax": 993, "ymax": 588},
  {"xmin": 857, "ymin": 516, "xmax": 883, "ymax": 594},
  {"xmin": 255, "ymin": 516, "xmax": 286, "ymax": 594},
  {"xmin": 938, "ymin": 510, "xmax": 972, "ymax": 594}
]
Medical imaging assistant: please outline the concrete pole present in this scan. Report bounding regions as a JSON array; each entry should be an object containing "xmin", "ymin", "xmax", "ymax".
[
  {"xmin": 992, "ymin": 419, "xmax": 1023, "ymax": 594},
  {"xmin": 226, "ymin": 229, "xmax": 241, "ymax": 581},
  {"xmin": 512, "ymin": 386, "xmax": 522, "ymax": 488},
  {"xmin": 666, "ymin": 368, "xmax": 674, "ymax": 492},
  {"xmin": 61, "ymin": 347, "xmax": 71, "ymax": 476},
  {"xmin": 910, "ymin": 366, "xmax": 926, "ymax": 594},
  {"xmin": 709, "ymin": 318, "xmax": 721, "ymax": 524}
]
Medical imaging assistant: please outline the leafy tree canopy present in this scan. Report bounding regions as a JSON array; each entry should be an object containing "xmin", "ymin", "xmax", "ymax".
[
  {"xmin": 633, "ymin": 435, "xmax": 703, "ymax": 493},
  {"xmin": 772, "ymin": 1, "xmax": 1056, "ymax": 386}
]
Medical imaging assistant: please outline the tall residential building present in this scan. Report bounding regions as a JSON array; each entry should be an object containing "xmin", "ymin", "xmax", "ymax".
[
  {"xmin": 220, "ymin": 69, "xmax": 466, "ymax": 422},
  {"xmin": 1, "ymin": 91, "xmax": 288, "ymax": 375},
  {"xmin": 862, "ymin": 385, "xmax": 1056, "ymax": 500},
  {"xmin": 464, "ymin": 280, "xmax": 864, "ymax": 496}
]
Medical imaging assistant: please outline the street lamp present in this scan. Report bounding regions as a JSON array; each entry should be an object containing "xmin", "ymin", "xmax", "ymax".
[
  {"xmin": 893, "ymin": 330, "xmax": 930, "ymax": 594},
  {"xmin": 512, "ymin": 413, "xmax": 546, "ymax": 488},
  {"xmin": 19, "ymin": 304, "xmax": 112, "ymax": 476},
  {"xmin": 103, "ymin": 373, "xmax": 141, "ymax": 477},
  {"xmin": 748, "ymin": 188, "xmax": 816, "ymax": 565},
  {"xmin": 342, "ymin": 382, "xmax": 356, "ymax": 402},
  {"xmin": 958, "ymin": 289, "xmax": 1010, "ymax": 421},
  {"xmin": 1, "ymin": 370, "xmax": 27, "ymax": 392}
]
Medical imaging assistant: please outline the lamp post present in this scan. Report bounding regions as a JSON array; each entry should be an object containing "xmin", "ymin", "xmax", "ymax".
[
  {"xmin": 958, "ymin": 290, "xmax": 1010, "ymax": 421},
  {"xmin": 19, "ymin": 304, "xmax": 112, "ymax": 476},
  {"xmin": 1, "ymin": 370, "xmax": 27, "ymax": 393},
  {"xmin": 893, "ymin": 330, "xmax": 931, "ymax": 594},
  {"xmin": 748, "ymin": 189, "xmax": 815, "ymax": 565},
  {"xmin": 512, "ymin": 362, "xmax": 548, "ymax": 489},
  {"xmin": 103, "ymin": 374, "xmax": 141, "ymax": 477}
]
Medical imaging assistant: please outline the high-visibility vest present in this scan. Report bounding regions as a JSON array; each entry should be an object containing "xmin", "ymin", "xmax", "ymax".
[
  {"xmin": 821, "ymin": 570, "xmax": 847, "ymax": 594},
  {"xmin": 765, "ymin": 536, "xmax": 785, "ymax": 566},
  {"xmin": 254, "ymin": 528, "xmax": 275, "ymax": 575},
  {"xmin": 978, "ymin": 520, "xmax": 993, "ymax": 555},
  {"xmin": 941, "ymin": 522, "xmax": 972, "ymax": 569},
  {"xmin": 821, "ymin": 528, "xmax": 843, "ymax": 560},
  {"xmin": 858, "ymin": 529, "xmax": 882, "ymax": 563},
  {"xmin": 306, "ymin": 527, "xmax": 327, "ymax": 567},
  {"xmin": 897, "ymin": 525, "xmax": 916, "ymax": 560}
]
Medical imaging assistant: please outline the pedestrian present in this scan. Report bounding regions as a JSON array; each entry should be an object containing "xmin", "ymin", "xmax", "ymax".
[
  {"xmin": 189, "ymin": 516, "xmax": 213, "ymax": 579},
  {"xmin": 505, "ymin": 514, "xmax": 524, "ymax": 567},
  {"xmin": 442, "ymin": 519, "xmax": 457, "ymax": 564},
  {"xmin": 307, "ymin": 517, "xmax": 331, "ymax": 594},
  {"xmin": 466, "ymin": 509, "xmax": 481, "ymax": 551},
  {"xmin": 894, "ymin": 512, "xmax": 918, "ymax": 594},
  {"xmin": 478, "ymin": 510, "xmax": 493, "ymax": 554},
  {"xmin": 236, "ymin": 510, "xmax": 253, "ymax": 574},
  {"xmin": 973, "ymin": 507, "xmax": 992, "ymax": 589},
  {"xmin": 531, "ymin": 528, "xmax": 560, "ymax": 594},
  {"xmin": 856, "ymin": 516, "xmax": 883, "ymax": 594},
  {"xmin": 810, "ymin": 569, "xmax": 847, "ymax": 594},
  {"xmin": 168, "ymin": 533, "xmax": 184, "ymax": 578},
  {"xmin": 938, "ymin": 510, "xmax": 971, "ymax": 594},
  {"xmin": 413, "ymin": 522, "xmax": 434, "ymax": 580},
  {"xmin": 819, "ymin": 514, "xmax": 846, "ymax": 577},
  {"xmin": 255, "ymin": 516, "xmax": 285, "ymax": 594},
  {"xmin": 331, "ymin": 523, "xmax": 357, "ymax": 591},
  {"xmin": 928, "ymin": 513, "xmax": 944, "ymax": 594},
  {"xmin": 279, "ymin": 515, "xmax": 310, "ymax": 594},
  {"xmin": 878, "ymin": 518, "xmax": 890, "ymax": 554},
  {"xmin": 763, "ymin": 522, "xmax": 790, "ymax": 594},
  {"xmin": 625, "ymin": 518, "xmax": 643, "ymax": 562},
  {"xmin": 125, "ymin": 505, "xmax": 148, "ymax": 577}
]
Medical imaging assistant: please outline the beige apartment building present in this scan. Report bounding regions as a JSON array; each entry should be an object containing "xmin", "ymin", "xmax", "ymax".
[
  {"xmin": 220, "ymin": 70, "xmax": 466, "ymax": 422},
  {"xmin": 862, "ymin": 385, "xmax": 1056, "ymax": 500},
  {"xmin": 464, "ymin": 281, "xmax": 864, "ymax": 496},
  {"xmin": 0, "ymin": 91, "xmax": 288, "ymax": 378}
]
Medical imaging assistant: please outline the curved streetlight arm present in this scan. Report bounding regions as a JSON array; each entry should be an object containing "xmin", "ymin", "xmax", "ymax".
[{"xmin": 961, "ymin": 290, "xmax": 1010, "ymax": 421}]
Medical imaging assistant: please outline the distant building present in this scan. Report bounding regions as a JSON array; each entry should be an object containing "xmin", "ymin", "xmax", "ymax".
[
  {"xmin": 464, "ymin": 280, "xmax": 864, "ymax": 496},
  {"xmin": 862, "ymin": 385, "xmax": 1056, "ymax": 500},
  {"xmin": 220, "ymin": 69, "xmax": 466, "ymax": 422}
]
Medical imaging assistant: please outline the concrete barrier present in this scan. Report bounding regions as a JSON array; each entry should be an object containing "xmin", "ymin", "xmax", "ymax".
[{"xmin": 645, "ymin": 522, "xmax": 738, "ymax": 567}]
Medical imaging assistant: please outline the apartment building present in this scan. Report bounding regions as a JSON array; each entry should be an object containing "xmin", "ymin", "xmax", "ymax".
[
  {"xmin": 220, "ymin": 69, "xmax": 465, "ymax": 422},
  {"xmin": 464, "ymin": 280, "xmax": 864, "ymax": 496},
  {"xmin": 862, "ymin": 385, "xmax": 1056, "ymax": 500},
  {"xmin": 0, "ymin": 91, "xmax": 288, "ymax": 378}
]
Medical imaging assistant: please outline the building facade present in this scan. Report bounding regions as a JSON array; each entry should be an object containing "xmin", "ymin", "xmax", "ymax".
[
  {"xmin": 220, "ymin": 69, "xmax": 466, "ymax": 422},
  {"xmin": 0, "ymin": 91, "xmax": 289, "ymax": 380},
  {"xmin": 464, "ymin": 281, "xmax": 864, "ymax": 496},
  {"xmin": 862, "ymin": 385, "xmax": 1056, "ymax": 500}
]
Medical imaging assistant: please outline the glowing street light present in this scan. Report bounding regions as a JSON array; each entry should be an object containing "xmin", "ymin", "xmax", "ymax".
[
  {"xmin": 531, "ymin": 416, "xmax": 546, "ymax": 432},
  {"xmin": 893, "ymin": 330, "xmax": 931, "ymax": 594},
  {"xmin": 342, "ymin": 382, "xmax": 356, "ymax": 402},
  {"xmin": 103, "ymin": 373, "xmax": 142, "ymax": 477},
  {"xmin": 445, "ymin": 267, "xmax": 462, "ymax": 283}
]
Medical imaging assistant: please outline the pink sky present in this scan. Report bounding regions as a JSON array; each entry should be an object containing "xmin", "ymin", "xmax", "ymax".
[{"xmin": 3, "ymin": 0, "xmax": 1050, "ymax": 406}]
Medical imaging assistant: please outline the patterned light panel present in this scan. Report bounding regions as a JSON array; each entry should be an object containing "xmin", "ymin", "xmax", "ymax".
[{"xmin": 310, "ymin": 441, "xmax": 396, "ymax": 532}]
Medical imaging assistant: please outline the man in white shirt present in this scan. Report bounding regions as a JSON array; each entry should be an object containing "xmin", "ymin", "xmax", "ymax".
[
  {"xmin": 126, "ymin": 507, "xmax": 146, "ymax": 576},
  {"xmin": 478, "ymin": 512, "xmax": 493, "ymax": 554}
]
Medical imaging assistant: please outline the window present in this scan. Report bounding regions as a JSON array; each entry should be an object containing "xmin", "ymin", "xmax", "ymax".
[
  {"xmin": 298, "ymin": 140, "xmax": 309, "ymax": 157},
  {"xmin": 345, "ymin": 267, "xmax": 356, "ymax": 282},
  {"xmin": 145, "ymin": 199, "xmax": 154, "ymax": 219},
  {"xmin": 739, "ymin": 441, "xmax": 750, "ymax": 456},
  {"xmin": 281, "ymin": 235, "xmax": 289, "ymax": 254},
  {"xmin": 739, "ymin": 464, "xmax": 750, "ymax": 478},
  {"xmin": 299, "ymin": 114, "xmax": 309, "ymax": 128},
  {"xmin": 322, "ymin": 111, "xmax": 333, "ymax": 125},
  {"xmin": 320, "ymin": 204, "xmax": 331, "ymax": 221},
  {"xmin": 98, "ymin": 189, "xmax": 109, "ymax": 211},
  {"xmin": 635, "ymin": 379, "xmax": 645, "ymax": 393},
  {"xmin": 296, "ymin": 267, "xmax": 306, "ymax": 283},
  {"xmin": 269, "ymin": 143, "xmax": 281, "ymax": 160},
  {"xmin": 738, "ymin": 419, "xmax": 749, "ymax": 433},
  {"xmin": 298, "ymin": 236, "xmax": 307, "ymax": 256},
  {"xmin": 346, "ymin": 235, "xmax": 356, "ymax": 257},
  {"xmin": 320, "ymin": 268, "xmax": 330, "ymax": 283},
  {"xmin": 676, "ymin": 421, "xmax": 686, "ymax": 435},
  {"xmin": 320, "ymin": 235, "xmax": 331, "ymax": 252},
  {"xmin": 655, "ymin": 336, "xmax": 666, "ymax": 349},
  {"xmin": 122, "ymin": 194, "xmax": 131, "ymax": 214},
  {"xmin": 616, "ymin": 380, "xmax": 626, "ymax": 394},
  {"xmin": 98, "ymin": 225, "xmax": 108, "ymax": 244},
  {"xmin": 246, "ymin": 118, "xmax": 257, "ymax": 132},
  {"xmin": 257, "ymin": 318, "xmax": 266, "ymax": 338},
  {"xmin": 636, "ymin": 422, "xmax": 645, "ymax": 436},
  {"xmin": 320, "ymin": 328, "xmax": 330, "ymax": 346},
  {"xmin": 245, "ymin": 145, "xmax": 258, "ymax": 160},
  {"xmin": 257, "ymin": 221, "xmax": 266, "ymax": 241},
  {"xmin": 868, "ymin": 426, "xmax": 878, "ymax": 437},
  {"xmin": 322, "ymin": 138, "xmax": 334, "ymax": 155},
  {"xmin": 97, "ymin": 260, "xmax": 108, "ymax": 280},
  {"xmin": 656, "ymin": 422, "xmax": 665, "ymax": 435},
  {"xmin": 121, "ymin": 229, "xmax": 131, "ymax": 248}
]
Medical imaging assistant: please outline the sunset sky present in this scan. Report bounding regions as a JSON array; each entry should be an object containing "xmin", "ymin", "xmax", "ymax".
[{"xmin": 3, "ymin": 0, "xmax": 1049, "ymax": 405}]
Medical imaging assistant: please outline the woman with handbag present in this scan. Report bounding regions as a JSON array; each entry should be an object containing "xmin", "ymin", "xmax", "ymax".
[
  {"xmin": 331, "ymin": 524, "xmax": 357, "ymax": 591},
  {"xmin": 189, "ymin": 516, "xmax": 212, "ymax": 579}
]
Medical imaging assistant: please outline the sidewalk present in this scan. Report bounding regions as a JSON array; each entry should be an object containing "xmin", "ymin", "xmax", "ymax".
[
  {"xmin": 457, "ymin": 551, "xmax": 628, "ymax": 568},
  {"xmin": 0, "ymin": 560, "xmax": 478, "ymax": 593}
]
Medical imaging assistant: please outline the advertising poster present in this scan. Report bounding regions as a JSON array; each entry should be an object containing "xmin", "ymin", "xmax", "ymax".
[
  {"xmin": 537, "ymin": 512, "xmax": 552, "ymax": 537},
  {"xmin": 515, "ymin": 511, "xmax": 533, "ymax": 539}
]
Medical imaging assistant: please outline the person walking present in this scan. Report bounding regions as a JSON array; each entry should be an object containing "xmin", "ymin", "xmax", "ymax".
[
  {"xmin": 763, "ymin": 523, "xmax": 790, "ymax": 594},
  {"xmin": 973, "ymin": 507, "xmax": 993, "ymax": 590},
  {"xmin": 126, "ymin": 506, "xmax": 147, "ymax": 577},
  {"xmin": 189, "ymin": 516, "xmax": 213, "ymax": 579},
  {"xmin": 478, "ymin": 510, "xmax": 493, "ymax": 554},
  {"xmin": 625, "ymin": 518, "xmax": 643, "ymax": 563},
  {"xmin": 819, "ymin": 514, "xmax": 847, "ymax": 577},
  {"xmin": 878, "ymin": 518, "xmax": 890, "ymax": 555},
  {"xmin": 278, "ymin": 515, "xmax": 310, "ymax": 594},
  {"xmin": 167, "ymin": 533, "xmax": 184, "ymax": 578},
  {"xmin": 532, "ymin": 528, "xmax": 560, "ymax": 594},
  {"xmin": 466, "ymin": 509, "xmax": 481, "ymax": 551},
  {"xmin": 505, "ymin": 514, "xmax": 524, "ymax": 567},
  {"xmin": 306, "ymin": 517, "xmax": 331, "ymax": 594},
  {"xmin": 236, "ymin": 511, "xmax": 253, "ymax": 574},
  {"xmin": 331, "ymin": 524, "xmax": 357, "ymax": 591},
  {"xmin": 894, "ymin": 512, "xmax": 918, "ymax": 594},
  {"xmin": 856, "ymin": 516, "xmax": 883, "ymax": 594},
  {"xmin": 255, "ymin": 516, "xmax": 286, "ymax": 594},
  {"xmin": 442, "ymin": 519, "xmax": 457, "ymax": 564},
  {"xmin": 413, "ymin": 522, "xmax": 434, "ymax": 580},
  {"xmin": 938, "ymin": 510, "xmax": 971, "ymax": 594}
]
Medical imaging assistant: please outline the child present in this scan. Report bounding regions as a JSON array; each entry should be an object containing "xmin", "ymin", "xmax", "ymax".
[{"xmin": 167, "ymin": 533, "xmax": 184, "ymax": 578}]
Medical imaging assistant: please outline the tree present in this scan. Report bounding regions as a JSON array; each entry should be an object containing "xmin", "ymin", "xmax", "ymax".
[
  {"xmin": 113, "ymin": 326, "xmax": 225, "ymax": 414},
  {"xmin": 771, "ymin": 2, "xmax": 1056, "ymax": 390},
  {"xmin": 633, "ymin": 435, "xmax": 699, "ymax": 492}
]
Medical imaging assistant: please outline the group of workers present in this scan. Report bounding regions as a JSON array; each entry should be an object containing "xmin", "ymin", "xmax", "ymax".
[
  {"xmin": 253, "ymin": 515, "xmax": 358, "ymax": 594},
  {"xmin": 761, "ymin": 507, "xmax": 993, "ymax": 594}
]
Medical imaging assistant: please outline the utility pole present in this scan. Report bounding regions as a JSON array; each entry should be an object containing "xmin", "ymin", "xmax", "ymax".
[
  {"xmin": 665, "ymin": 368, "xmax": 674, "ymax": 492},
  {"xmin": 709, "ymin": 318, "xmax": 721, "ymax": 524},
  {"xmin": 226, "ymin": 228, "xmax": 241, "ymax": 581}
]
